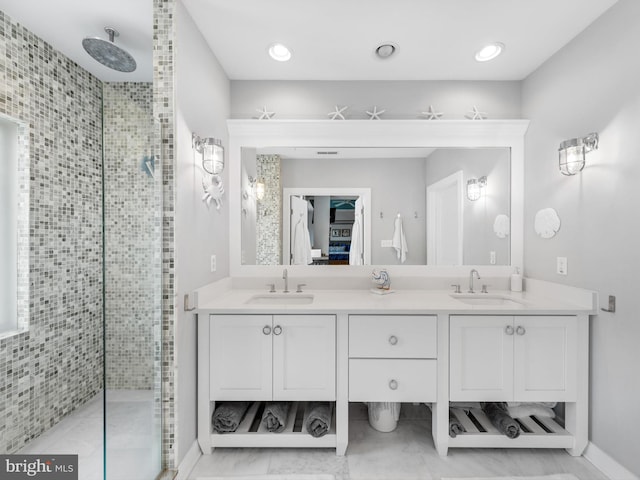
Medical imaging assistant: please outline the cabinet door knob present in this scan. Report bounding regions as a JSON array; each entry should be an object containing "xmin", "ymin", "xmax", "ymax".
[
  {"xmin": 505, "ymin": 325, "xmax": 514, "ymax": 335},
  {"xmin": 389, "ymin": 379, "xmax": 398, "ymax": 390},
  {"xmin": 273, "ymin": 325, "xmax": 283, "ymax": 335},
  {"xmin": 262, "ymin": 325, "xmax": 272, "ymax": 335},
  {"xmin": 388, "ymin": 335, "xmax": 398, "ymax": 345},
  {"xmin": 516, "ymin": 325, "xmax": 526, "ymax": 335}
]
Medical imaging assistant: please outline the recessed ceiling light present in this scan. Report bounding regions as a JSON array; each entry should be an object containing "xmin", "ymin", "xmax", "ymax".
[
  {"xmin": 268, "ymin": 43, "xmax": 292, "ymax": 62},
  {"xmin": 375, "ymin": 43, "xmax": 397, "ymax": 59},
  {"xmin": 475, "ymin": 42, "xmax": 505, "ymax": 62}
]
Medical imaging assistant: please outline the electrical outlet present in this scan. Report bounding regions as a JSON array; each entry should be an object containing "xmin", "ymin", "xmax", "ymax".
[
  {"xmin": 381, "ymin": 239, "xmax": 393, "ymax": 247},
  {"xmin": 556, "ymin": 256, "xmax": 567, "ymax": 275},
  {"xmin": 490, "ymin": 251, "xmax": 496, "ymax": 265},
  {"xmin": 210, "ymin": 254, "xmax": 217, "ymax": 272}
]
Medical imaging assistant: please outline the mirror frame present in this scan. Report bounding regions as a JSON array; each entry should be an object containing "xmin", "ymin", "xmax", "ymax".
[{"xmin": 229, "ymin": 119, "xmax": 529, "ymax": 278}]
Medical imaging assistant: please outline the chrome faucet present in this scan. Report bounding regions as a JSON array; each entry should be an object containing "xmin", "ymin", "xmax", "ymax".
[
  {"xmin": 468, "ymin": 269, "xmax": 481, "ymax": 293},
  {"xmin": 282, "ymin": 268, "xmax": 289, "ymax": 293}
]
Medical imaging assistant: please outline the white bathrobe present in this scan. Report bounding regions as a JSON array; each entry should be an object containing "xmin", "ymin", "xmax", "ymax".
[
  {"xmin": 292, "ymin": 218, "xmax": 313, "ymax": 265},
  {"xmin": 392, "ymin": 215, "xmax": 408, "ymax": 263}
]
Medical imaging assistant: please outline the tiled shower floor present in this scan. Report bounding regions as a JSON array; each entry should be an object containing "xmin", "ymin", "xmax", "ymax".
[{"xmin": 18, "ymin": 390, "xmax": 160, "ymax": 480}]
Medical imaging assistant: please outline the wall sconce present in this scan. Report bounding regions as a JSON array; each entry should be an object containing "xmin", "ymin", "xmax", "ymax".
[
  {"xmin": 193, "ymin": 133, "xmax": 225, "ymax": 210},
  {"xmin": 467, "ymin": 176, "xmax": 487, "ymax": 201},
  {"xmin": 255, "ymin": 181, "xmax": 265, "ymax": 200},
  {"xmin": 192, "ymin": 133, "xmax": 224, "ymax": 174},
  {"xmin": 245, "ymin": 176, "xmax": 265, "ymax": 201},
  {"xmin": 558, "ymin": 132, "xmax": 598, "ymax": 176}
]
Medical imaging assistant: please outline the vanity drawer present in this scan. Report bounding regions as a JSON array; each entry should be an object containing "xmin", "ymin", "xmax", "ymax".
[
  {"xmin": 349, "ymin": 315, "xmax": 437, "ymax": 358},
  {"xmin": 349, "ymin": 359, "xmax": 437, "ymax": 402}
]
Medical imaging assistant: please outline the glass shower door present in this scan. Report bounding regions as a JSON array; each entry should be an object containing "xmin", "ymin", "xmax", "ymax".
[{"xmin": 102, "ymin": 82, "xmax": 162, "ymax": 480}]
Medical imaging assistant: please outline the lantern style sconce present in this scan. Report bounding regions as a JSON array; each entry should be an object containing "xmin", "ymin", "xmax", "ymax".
[
  {"xmin": 193, "ymin": 133, "xmax": 225, "ymax": 210},
  {"xmin": 467, "ymin": 176, "xmax": 487, "ymax": 201},
  {"xmin": 192, "ymin": 134, "xmax": 224, "ymax": 175},
  {"xmin": 558, "ymin": 132, "xmax": 598, "ymax": 176}
]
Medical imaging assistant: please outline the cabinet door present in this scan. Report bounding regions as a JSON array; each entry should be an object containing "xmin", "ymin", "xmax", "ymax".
[
  {"xmin": 210, "ymin": 315, "xmax": 273, "ymax": 401},
  {"xmin": 272, "ymin": 315, "xmax": 336, "ymax": 401},
  {"xmin": 450, "ymin": 315, "xmax": 514, "ymax": 401},
  {"xmin": 513, "ymin": 316, "xmax": 577, "ymax": 402}
]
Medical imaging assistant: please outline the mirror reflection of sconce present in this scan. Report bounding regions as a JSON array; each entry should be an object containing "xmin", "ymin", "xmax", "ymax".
[
  {"xmin": 245, "ymin": 176, "xmax": 265, "ymax": 201},
  {"xmin": 467, "ymin": 175, "xmax": 487, "ymax": 201},
  {"xmin": 558, "ymin": 132, "xmax": 598, "ymax": 176}
]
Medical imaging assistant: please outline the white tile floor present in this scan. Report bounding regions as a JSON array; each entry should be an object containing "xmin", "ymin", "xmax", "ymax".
[
  {"xmin": 18, "ymin": 390, "xmax": 161, "ymax": 480},
  {"xmin": 187, "ymin": 403, "xmax": 610, "ymax": 480}
]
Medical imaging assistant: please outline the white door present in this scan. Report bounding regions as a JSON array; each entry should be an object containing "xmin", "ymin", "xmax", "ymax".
[
  {"xmin": 450, "ymin": 315, "xmax": 514, "ymax": 401},
  {"xmin": 210, "ymin": 315, "xmax": 273, "ymax": 400},
  {"xmin": 513, "ymin": 316, "xmax": 577, "ymax": 402},
  {"xmin": 272, "ymin": 315, "xmax": 336, "ymax": 401},
  {"xmin": 427, "ymin": 171, "xmax": 463, "ymax": 265}
]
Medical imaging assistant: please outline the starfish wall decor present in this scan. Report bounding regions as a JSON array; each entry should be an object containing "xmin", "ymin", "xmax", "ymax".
[
  {"xmin": 366, "ymin": 106, "xmax": 385, "ymax": 120},
  {"xmin": 421, "ymin": 105, "xmax": 443, "ymax": 120},
  {"xmin": 328, "ymin": 105, "xmax": 348, "ymax": 120},
  {"xmin": 465, "ymin": 106, "xmax": 488, "ymax": 120},
  {"xmin": 256, "ymin": 106, "xmax": 275, "ymax": 120}
]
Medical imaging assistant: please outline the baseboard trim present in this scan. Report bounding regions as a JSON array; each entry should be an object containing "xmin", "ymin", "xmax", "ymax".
[
  {"xmin": 175, "ymin": 440, "xmax": 202, "ymax": 480},
  {"xmin": 584, "ymin": 441, "xmax": 638, "ymax": 480}
]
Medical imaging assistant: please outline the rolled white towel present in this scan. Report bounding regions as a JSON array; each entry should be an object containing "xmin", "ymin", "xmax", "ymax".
[{"xmin": 507, "ymin": 403, "xmax": 556, "ymax": 419}]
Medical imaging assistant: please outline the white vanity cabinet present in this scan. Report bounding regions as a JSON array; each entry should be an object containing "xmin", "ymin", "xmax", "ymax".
[
  {"xmin": 444, "ymin": 314, "xmax": 588, "ymax": 456},
  {"xmin": 210, "ymin": 314, "xmax": 336, "ymax": 401},
  {"xmin": 198, "ymin": 313, "xmax": 338, "ymax": 453},
  {"xmin": 348, "ymin": 315, "xmax": 437, "ymax": 403},
  {"xmin": 449, "ymin": 315, "xmax": 577, "ymax": 402}
]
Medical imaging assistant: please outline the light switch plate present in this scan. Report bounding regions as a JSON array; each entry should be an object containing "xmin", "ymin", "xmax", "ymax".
[{"xmin": 556, "ymin": 256, "xmax": 567, "ymax": 275}]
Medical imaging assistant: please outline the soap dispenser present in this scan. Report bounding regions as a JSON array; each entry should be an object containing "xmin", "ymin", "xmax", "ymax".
[{"xmin": 510, "ymin": 267, "xmax": 523, "ymax": 292}]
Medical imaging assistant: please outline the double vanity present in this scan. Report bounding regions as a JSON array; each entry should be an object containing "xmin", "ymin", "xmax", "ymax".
[{"xmin": 195, "ymin": 276, "xmax": 596, "ymax": 457}]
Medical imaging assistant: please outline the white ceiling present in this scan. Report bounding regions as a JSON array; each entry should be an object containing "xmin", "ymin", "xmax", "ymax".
[
  {"xmin": 0, "ymin": 0, "xmax": 618, "ymax": 82},
  {"xmin": 0, "ymin": 0, "xmax": 153, "ymax": 82},
  {"xmin": 183, "ymin": 0, "xmax": 619, "ymax": 81}
]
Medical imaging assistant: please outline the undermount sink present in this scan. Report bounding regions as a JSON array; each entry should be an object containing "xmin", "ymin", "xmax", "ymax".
[
  {"xmin": 451, "ymin": 294, "xmax": 524, "ymax": 307},
  {"xmin": 245, "ymin": 294, "xmax": 314, "ymax": 305}
]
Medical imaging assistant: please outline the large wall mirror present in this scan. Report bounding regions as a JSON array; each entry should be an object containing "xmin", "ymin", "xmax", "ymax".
[{"xmin": 229, "ymin": 120, "xmax": 528, "ymax": 277}]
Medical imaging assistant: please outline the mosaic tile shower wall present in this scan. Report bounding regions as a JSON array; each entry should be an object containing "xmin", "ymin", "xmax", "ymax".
[
  {"xmin": 103, "ymin": 82, "xmax": 161, "ymax": 390},
  {"xmin": 153, "ymin": 0, "xmax": 177, "ymax": 469},
  {"xmin": 0, "ymin": 11, "xmax": 103, "ymax": 453},
  {"xmin": 256, "ymin": 155, "xmax": 282, "ymax": 265}
]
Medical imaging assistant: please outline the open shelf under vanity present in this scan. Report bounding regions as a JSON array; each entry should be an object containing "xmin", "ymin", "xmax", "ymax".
[
  {"xmin": 209, "ymin": 400, "xmax": 337, "ymax": 449},
  {"xmin": 447, "ymin": 406, "xmax": 573, "ymax": 449}
]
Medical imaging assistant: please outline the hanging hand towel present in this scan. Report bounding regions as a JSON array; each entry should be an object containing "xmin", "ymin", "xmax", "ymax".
[
  {"xmin": 392, "ymin": 214, "xmax": 408, "ymax": 263},
  {"xmin": 349, "ymin": 197, "xmax": 364, "ymax": 265}
]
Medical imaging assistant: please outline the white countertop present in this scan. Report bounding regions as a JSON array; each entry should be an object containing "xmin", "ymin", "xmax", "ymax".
[{"xmin": 194, "ymin": 284, "xmax": 597, "ymax": 316}]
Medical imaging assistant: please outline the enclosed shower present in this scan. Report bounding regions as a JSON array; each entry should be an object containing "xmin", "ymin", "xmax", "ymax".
[{"xmin": 0, "ymin": 9, "xmax": 163, "ymax": 477}]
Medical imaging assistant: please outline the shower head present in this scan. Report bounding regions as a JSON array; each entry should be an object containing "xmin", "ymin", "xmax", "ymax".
[{"xmin": 82, "ymin": 27, "xmax": 137, "ymax": 73}]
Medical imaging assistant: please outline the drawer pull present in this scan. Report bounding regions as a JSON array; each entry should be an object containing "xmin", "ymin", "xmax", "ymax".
[
  {"xmin": 262, "ymin": 325, "xmax": 272, "ymax": 335},
  {"xmin": 516, "ymin": 325, "xmax": 526, "ymax": 335},
  {"xmin": 504, "ymin": 325, "xmax": 514, "ymax": 335},
  {"xmin": 389, "ymin": 379, "xmax": 398, "ymax": 390},
  {"xmin": 388, "ymin": 335, "xmax": 398, "ymax": 345},
  {"xmin": 273, "ymin": 325, "xmax": 283, "ymax": 335}
]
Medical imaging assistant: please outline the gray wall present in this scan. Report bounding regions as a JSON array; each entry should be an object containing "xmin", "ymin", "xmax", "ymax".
[
  {"xmin": 281, "ymin": 156, "xmax": 427, "ymax": 264},
  {"xmin": 522, "ymin": 0, "xmax": 640, "ymax": 475},
  {"xmin": 0, "ymin": 10, "xmax": 103, "ymax": 453},
  {"xmin": 175, "ymin": 0, "xmax": 230, "ymax": 466},
  {"xmin": 231, "ymin": 80, "xmax": 522, "ymax": 120},
  {"xmin": 425, "ymin": 148, "xmax": 511, "ymax": 265}
]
